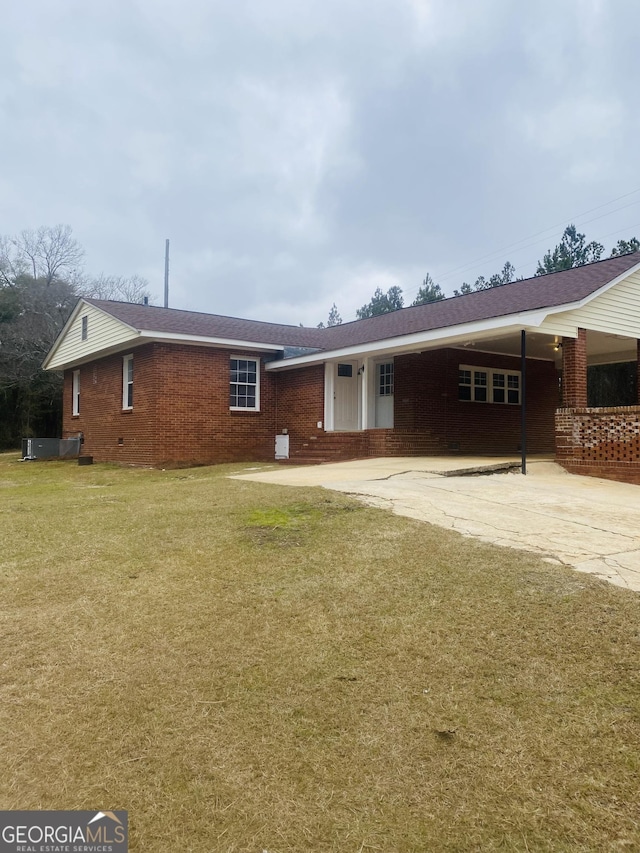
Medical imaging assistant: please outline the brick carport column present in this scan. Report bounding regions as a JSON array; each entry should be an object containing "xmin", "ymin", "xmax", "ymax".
[{"xmin": 562, "ymin": 328, "xmax": 587, "ymax": 408}]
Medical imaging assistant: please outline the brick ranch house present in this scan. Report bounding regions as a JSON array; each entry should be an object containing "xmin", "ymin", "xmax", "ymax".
[{"xmin": 43, "ymin": 252, "xmax": 640, "ymax": 483}]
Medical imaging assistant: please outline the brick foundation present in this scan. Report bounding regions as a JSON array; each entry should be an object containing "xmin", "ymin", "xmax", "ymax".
[{"xmin": 555, "ymin": 406, "xmax": 640, "ymax": 484}]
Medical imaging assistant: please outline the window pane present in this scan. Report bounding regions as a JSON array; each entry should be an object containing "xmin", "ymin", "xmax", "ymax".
[
  {"xmin": 378, "ymin": 363, "xmax": 393, "ymax": 396},
  {"xmin": 230, "ymin": 358, "xmax": 258, "ymax": 408},
  {"xmin": 493, "ymin": 373, "xmax": 505, "ymax": 388},
  {"xmin": 493, "ymin": 388, "xmax": 505, "ymax": 403},
  {"xmin": 508, "ymin": 389, "xmax": 519, "ymax": 404},
  {"xmin": 337, "ymin": 363, "xmax": 353, "ymax": 377},
  {"xmin": 123, "ymin": 356, "xmax": 133, "ymax": 408},
  {"xmin": 474, "ymin": 371, "xmax": 487, "ymax": 402},
  {"xmin": 459, "ymin": 368, "xmax": 471, "ymax": 400}
]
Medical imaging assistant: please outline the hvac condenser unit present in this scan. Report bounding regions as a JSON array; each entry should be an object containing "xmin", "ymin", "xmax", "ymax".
[{"xmin": 22, "ymin": 437, "xmax": 82, "ymax": 460}]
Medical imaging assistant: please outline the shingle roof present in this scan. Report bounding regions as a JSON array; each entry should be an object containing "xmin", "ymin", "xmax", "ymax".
[
  {"xmin": 319, "ymin": 252, "xmax": 640, "ymax": 349},
  {"xmin": 88, "ymin": 252, "xmax": 640, "ymax": 354},
  {"xmin": 85, "ymin": 299, "xmax": 327, "ymax": 348}
]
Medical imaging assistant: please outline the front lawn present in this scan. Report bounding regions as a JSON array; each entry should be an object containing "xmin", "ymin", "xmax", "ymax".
[{"xmin": 1, "ymin": 453, "xmax": 639, "ymax": 851}]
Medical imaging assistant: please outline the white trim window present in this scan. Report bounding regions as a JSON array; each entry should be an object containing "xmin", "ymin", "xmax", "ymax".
[
  {"xmin": 72, "ymin": 369, "xmax": 80, "ymax": 416},
  {"xmin": 459, "ymin": 364, "xmax": 520, "ymax": 405},
  {"xmin": 122, "ymin": 354, "xmax": 133, "ymax": 409},
  {"xmin": 230, "ymin": 356, "xmax": 260, "ymax": 411},
  {"xmin": 377, "ymin": 362, "xmax": 394, "ymax": 396}
]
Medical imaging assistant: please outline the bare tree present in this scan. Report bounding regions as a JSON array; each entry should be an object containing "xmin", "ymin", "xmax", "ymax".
[
  {"xmin": 1, "ymin": 225, "xmax": 85, "ymax": 286},
  {"xmin": 0, "ymin": 235, "xmax": 28, "ymax": 286},
  {"xmin": 79, "ymin": 273, "xmax": 153, "ymax": 303}
]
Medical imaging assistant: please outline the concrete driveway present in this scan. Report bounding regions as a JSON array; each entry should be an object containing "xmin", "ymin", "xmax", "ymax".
[{"xmin": 233, "ymin": 457, "xmax": 640, "ymax": 592}]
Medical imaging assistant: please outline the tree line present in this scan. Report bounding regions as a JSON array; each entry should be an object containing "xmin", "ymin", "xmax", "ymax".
[
  {"xmin": 318, "ymin": 225, "xmax": 640, "ymax": 324},
  {"xmin": 2, "ymin": 222, "xmax": 639, "ymax": 449},
  {"xmin": 0, "ymin": 225, "xmax": 151, "ymax": 449}
]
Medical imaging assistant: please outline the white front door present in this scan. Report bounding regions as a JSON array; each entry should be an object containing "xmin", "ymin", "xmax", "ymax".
[
  {"xmin": 375, "ymin": 362, "xmax": 394, "ymax": 428},
  {"xmin": 334, "ymin": 362, "xmax": 359, "ymax": 430}
]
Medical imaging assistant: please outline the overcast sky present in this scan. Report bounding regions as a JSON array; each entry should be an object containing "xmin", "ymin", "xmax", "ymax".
[{"xmin": 2, "ymin": 0, "xmax": 639, "ymax": 326}]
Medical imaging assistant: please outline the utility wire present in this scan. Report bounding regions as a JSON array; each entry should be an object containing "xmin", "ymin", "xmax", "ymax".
[{"xmin": 433, "ymin": 186, "xmax": 640, "ymax": 284}]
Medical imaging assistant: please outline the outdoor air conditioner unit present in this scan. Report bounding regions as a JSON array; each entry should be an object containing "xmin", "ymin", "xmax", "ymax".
[{"xmin": 22, "ymin": 437, "xmax": 82, "ymax": 460}]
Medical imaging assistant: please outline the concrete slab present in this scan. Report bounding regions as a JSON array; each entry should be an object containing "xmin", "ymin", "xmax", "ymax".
[
  {"xmin": 232, "ymin": 455, "xmax": 526, "ymax": 485},
  {"xmin": 232, "ymin": 457, "xmax": 640, "ymax": 593}
]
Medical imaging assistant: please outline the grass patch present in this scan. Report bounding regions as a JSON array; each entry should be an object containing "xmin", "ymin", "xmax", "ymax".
[{"xmin": 1, "ymin": 451, "xmax": 639, "ymax": 851}]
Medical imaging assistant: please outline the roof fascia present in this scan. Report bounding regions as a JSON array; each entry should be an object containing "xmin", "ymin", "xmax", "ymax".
[
  {"xmin": 46, "ymin": 330, "xmax": 286, "ymax": 371},
  {"xmin": 266, "ymin": 309, "xmax": 551, "ymax": 371},
  {"xmin": 139, "ymin": 331, "xmax": 284, "ymax": 352}
]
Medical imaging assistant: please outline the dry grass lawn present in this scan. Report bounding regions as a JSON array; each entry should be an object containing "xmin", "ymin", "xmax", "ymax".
[{"xmin": 1, "ymin": 452, "xmax": 639, "ymax": 852}]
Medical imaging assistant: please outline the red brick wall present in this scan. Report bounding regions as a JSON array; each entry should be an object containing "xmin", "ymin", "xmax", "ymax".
[
  {"xmin": 152, "ymin": 344, "xmax": 277, "ymax": 466},
  {"xmin": 63, "ymin": 344, "xmax": 559, "ymax": 466},
  {"xmin": 556, "ymin": 406, "xmax": 640, "ymax": 484},
  {"xmin": 562, "ymin": 329, "xmax": 587, "ymax": 407},
  {"xmin": 63, "ymin": 344, "xmax": 279, "ymax": 466},
  {"xmin": 63, "ymin": 345, "xmax": 158, "ymax": 465},
  {"xmin": 393, "ymin": 349, "xmax": 558, "ymax": 454},
  {"xmin": 274, "ymin": 364, "xmax": 325, "ymax": 457}
]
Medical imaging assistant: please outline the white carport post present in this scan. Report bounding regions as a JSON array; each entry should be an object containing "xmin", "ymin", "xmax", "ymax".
[{"xmin": 360, "ymin": 357, "xmax": 372, "ymax": 430}]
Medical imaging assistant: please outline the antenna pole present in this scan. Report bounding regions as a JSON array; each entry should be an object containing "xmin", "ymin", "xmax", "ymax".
[{"xmin": 164, "ymin": 239, "xmax": 170, "ymax": 308}]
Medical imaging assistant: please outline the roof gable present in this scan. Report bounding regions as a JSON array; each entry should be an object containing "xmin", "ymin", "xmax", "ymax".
[{"xmin": 43, "ymin": 301, "xmax": 138, "ymax": 370}]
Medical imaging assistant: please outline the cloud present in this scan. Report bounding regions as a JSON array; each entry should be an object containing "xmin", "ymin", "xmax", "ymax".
[{"xmin": 1, "ymin": 0, "xmax": 640, "ymax": 325}]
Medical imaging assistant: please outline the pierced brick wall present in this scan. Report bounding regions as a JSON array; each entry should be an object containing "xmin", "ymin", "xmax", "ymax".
[{"xmin": 555, "ymin": 406, "xmax": 640, "ymax": 484}]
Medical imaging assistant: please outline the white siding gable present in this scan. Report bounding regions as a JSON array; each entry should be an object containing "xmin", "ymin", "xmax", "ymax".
[
  {"xmin": 46, "ymin": 302, "xmax": 139, "ymax": 370},
  {"xmin": 540, "ymin": 270, "xmax": 640, "ymax": 339}
]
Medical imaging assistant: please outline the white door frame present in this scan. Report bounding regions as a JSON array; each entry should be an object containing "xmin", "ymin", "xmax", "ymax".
[{"xmin": 324, "ymin": 360, "xmax": 363, "ymax": 431}]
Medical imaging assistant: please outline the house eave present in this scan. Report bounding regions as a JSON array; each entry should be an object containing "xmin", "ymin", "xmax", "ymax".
[
  {"xmin": 266, "ymin": 308, "xmax": 555, "ymax": 371},
  {"xmin": 44, "ymin": 329, "xmax": 286, "ymax": 372}
]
